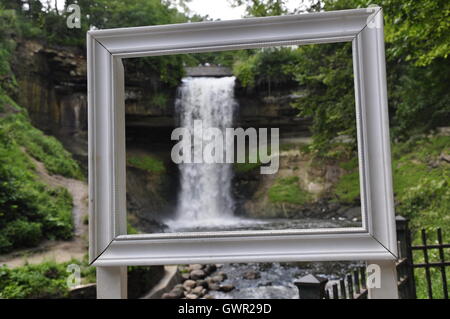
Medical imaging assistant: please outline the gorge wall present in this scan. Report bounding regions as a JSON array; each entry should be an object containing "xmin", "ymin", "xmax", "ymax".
[{"xmin": 12, "ymin": 40, "xmax": 358, "ymax": 232}]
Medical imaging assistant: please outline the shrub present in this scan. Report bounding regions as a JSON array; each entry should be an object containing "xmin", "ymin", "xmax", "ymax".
[
  {"xmin": 0, "ymin": 96, "xmax": 76, "ymax": 252},
  {"xmin": 3, "ymin": 219, "xmax": 42, "ymax": 247},
  {"xmin": 268, "ymin": 176, "xmax": 311, "ymax": 205},
  {"xmin": 0, "ymin": 258, "xmax": 97, "ymax": 299},
  {"xmin": 0, "ymin": 261, "xmax": 69, "ymax": 299}
]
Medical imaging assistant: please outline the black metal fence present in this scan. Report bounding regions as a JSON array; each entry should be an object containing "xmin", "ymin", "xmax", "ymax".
[
  {"xmin": 295, "ymin": 216, "xmax": 449, "ymax": 299},
  {"xmin": 410, "ymin": 228, "xmax": 449, "ymax": 299}
]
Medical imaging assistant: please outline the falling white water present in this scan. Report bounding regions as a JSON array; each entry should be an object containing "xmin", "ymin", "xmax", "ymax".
[{"xmin": 167, "ymin": 76, "xmax": 245, "ymax": 230}]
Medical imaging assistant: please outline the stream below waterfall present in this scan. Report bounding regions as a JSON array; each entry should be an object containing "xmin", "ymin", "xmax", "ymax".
[{"xmin": 174, "ymin": 217, "xmax": 361, "ymax": 299}]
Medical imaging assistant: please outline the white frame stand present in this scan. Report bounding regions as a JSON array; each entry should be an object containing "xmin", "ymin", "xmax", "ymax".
[{"xmin": 87, "ymin": 7, "xmax": 398, "ymax": 299}]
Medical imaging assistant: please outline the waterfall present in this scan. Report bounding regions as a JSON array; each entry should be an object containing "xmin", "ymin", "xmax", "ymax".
[{"xmin": 168, "ymin": 76, "xmax": 237, "ymax": 230}]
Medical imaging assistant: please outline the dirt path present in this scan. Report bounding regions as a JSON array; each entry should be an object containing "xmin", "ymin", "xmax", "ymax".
[{"xmin": 0, "ymin": 158, "xmax": 88, "ymax": 268}]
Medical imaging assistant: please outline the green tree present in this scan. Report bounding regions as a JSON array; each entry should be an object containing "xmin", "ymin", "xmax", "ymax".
[{"xmin": 230, "ymin": 0, "xmax": 287, "ymax": 17}]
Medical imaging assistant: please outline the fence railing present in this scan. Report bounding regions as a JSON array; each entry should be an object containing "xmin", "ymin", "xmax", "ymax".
[
  {"xmin": 295, "ymin": 216, "xmax": 449, "ymax": 299},
  {"xmin": 411, "ymin": 228, "xmax": 449, "ymax": 299}
]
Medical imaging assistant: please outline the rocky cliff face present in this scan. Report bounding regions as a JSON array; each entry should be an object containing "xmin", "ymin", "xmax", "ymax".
[
  {"xmin": 13, "ymin": 41, "xmax": 311, "ymax": 141},
  {"xmin": 233, "ymin": 146, "xmax": 361, "ymax": 222},
  {"xmin": 14, "ymin": 41, "xmax": 87, "ymax": 133}
]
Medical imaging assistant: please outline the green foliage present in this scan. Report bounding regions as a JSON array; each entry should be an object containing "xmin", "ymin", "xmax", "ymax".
[
  {"xmin": 332, "ymin": 133, "xmax": 449, "ymax": 299},
  {"xmin": 234, "ymin": 161, "xmax": 262, "ymax": 173},
  {"xmin": 0, "ymin": 258, "xmax": 95, "ymax": 299},
  {"xmin": 316, "ymin": 0, "xmax": 450, "ymax": 143},
  {"xmin": 326, "ymin": 144, "xmax": 361, "ymax": 204},
  {"xmin": 389, "ymin": 60, "xmax": 450, "ymax": 138},
  {"xmin": 1, "ymin": 0, "xmax": 193, "ymax": 93},
  {"xmin": 235, "ymin": 0, "xmax": 449, "ymax": 150},
  {"xmin": 127, "ymin": 221, "xmax": 139, "ymax": 235},
  {"xmin": 189, "ymin": 50, "xmax": 242, "ymax": 68},
  {"xmin": 233, "ymin": 54, "xmax": 258, "ymax": 88},
  {"xmin": 231, "ymin": 0, "xmax": 287, "ymax": 17},
  {"xmin": 288, "ymin": 42, "xmax": 356, "ymax": 152},
  {"xmin": 0, "ymin": 95, "xmax": 77, "ymax": 253},
  {"xmin": 0, "ymin": 8, "xmax": 19, "ymax": 95},
  {"xmin": 3, "ymin": 219, "xmax": 42, "ymax": 247},
  {"xmin": 127, "ymin": 155, "xmax": 165, "ymax": 173},
  {"xmin": 334, "ymin": 134, "xmax": 450, "ymax": 233},
  {"xmin": 392, "ymin": 135, "xmax": 450, "ymax": 233},
  {"xmin": 233, "ymin": 143, "xmax": 271, "ymax": 173},
  {"xmin": 334, "ymin": 170, "xmax": 360, "ymax": 204},
  {"xmin": 318, "ymin": 0, "xmax": 450, "ymax": 67},
  {"xmin": 233, "ymin": 47, "xmax": 299, "ymax": 94},
  {"xmin": 0, "ymin": 258, "xmax": 161, "ymax": 299},
  {"xmin": 268, "ymin": 176, "xmax": 311, "ymax": 205},
  {"xmin": 381, "ymin": 0, "xmax": 450, "ymax": 67},
  {"xmin": 0, "ymin": 96, "xmax": 82, "ymax": 179},
  {"xmin": 0, "ymin": 261, "xmax": 69, "ymax": 298},
  {"xmin": 3, "ymin": 114, "xmax": 82, "ymax": 179}
]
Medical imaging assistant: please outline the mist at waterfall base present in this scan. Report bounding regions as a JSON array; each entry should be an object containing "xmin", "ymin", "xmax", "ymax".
[{"xmin": 164, "ymin": 76, "xmax": 349, "ymax": 233}]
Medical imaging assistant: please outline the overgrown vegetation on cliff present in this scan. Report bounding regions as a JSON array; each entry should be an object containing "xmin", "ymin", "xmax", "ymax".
[
  {"xmin": 333, "ymin": 134, "xmax": 450, "ymax": 237},
  {"xmin": 0, "ymin": 7, "xmax": 82, "ymax": 253},
  {"xmin": 0, "ymin": 94, "xmax": 81, "ymax": 253},
  {"xmin": 268, "ymin": 176, "xmax": 311, "ymax": 205}
]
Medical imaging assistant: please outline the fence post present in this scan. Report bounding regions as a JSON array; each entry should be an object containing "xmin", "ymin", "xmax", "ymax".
[
  {"xmin": 396, "ymin": 215, "xmax": 417, "ymax": 299},
  {"xmin": 396, "ymin": 216, "xmax": 408, "ymax": 259},
  {"xmin": 294, "ymin": 274, "xmax": 328, "ymax": 299}
]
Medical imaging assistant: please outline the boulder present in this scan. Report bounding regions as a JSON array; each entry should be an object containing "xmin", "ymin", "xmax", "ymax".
[
  {"xmin": 190, "ymin": 269, "xmax": 207, "ymax": 280},
  {"xmin": 219, "ymin": 284, "xmax": 235, "ymax": 292},
  {"xmin": 162, "ymin": 291, "xmax": 182, "ymax": 299},
  {"xmin": 204, "ymin": 264, "xmax": 217, "ymax": 275},
  {"xmin": 188, "ymin": 264, "xmax": 203, "ymax": 271},
  {"xmin": 192, "ymin": 286, "xmax": 206, "ymax": 296},
  {"xmin": 169, "ymin": 288, "xmax": 184, "ymax": 299},
  {"xmin": 183, "ymin": 280, "xmax": 197, "ymax": 289},
  {"xmin": 208, "ymin": 283, "xmax": 220, "ymax": 291},
  {"xmin": 243, "ymin": 270, "xmax": 260, "ymax": 280},
  {"xmin": 211, "ymin": 275, "xmax": 224, "ymax": 283},
  {"xmin": 181, "ymin": 273, "xmax": 190, "ymax": 281},
  {"xmin": 217, "ymin": 272, "xmax": 228, "ymax": 280},
  {"xmin": 196, "ymin": 279, "xmax": 209, "ymax": 288},
  {"xmin": 344, "ymin": 207, "xmax": 361, "ymax": 219}
]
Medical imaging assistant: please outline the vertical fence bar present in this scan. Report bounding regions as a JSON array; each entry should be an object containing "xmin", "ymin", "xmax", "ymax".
[
  {"xmin": 339, "ymin": 279, "xmax": 347, "ymax": 299},
  {"xmin": 354, "ymin": 270, "xmax": 360, "ymax": 294},
  {"xmin": 421, "ymin": 229, "xmax": 433, "ymax": 299},
  {"xmin": 360, "ymin": 267, "xmax": 366, "ymax": 290},
  {"xmin": 405, "ymin": 223, "xmax": 417, "ymax": 299},
  {"xmin": 437, "ymin": 228, "xmax": 448, "ymax": 299},
  {"xmin": 333, "ymin": 283, "xmax": 339, "ymax": 299},
  {"xmin": 347, "ymin": 274, "xmax": 354, "ymax": 299}
]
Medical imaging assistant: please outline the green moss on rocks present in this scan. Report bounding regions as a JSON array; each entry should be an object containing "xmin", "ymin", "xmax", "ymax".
[
  {"xmin": 268, "ymin": 176, "xmax": 311, "ymax": 205},
  {"xmin": 127, "ymin": 155, "xmax": 165, "ymax": 173}
]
